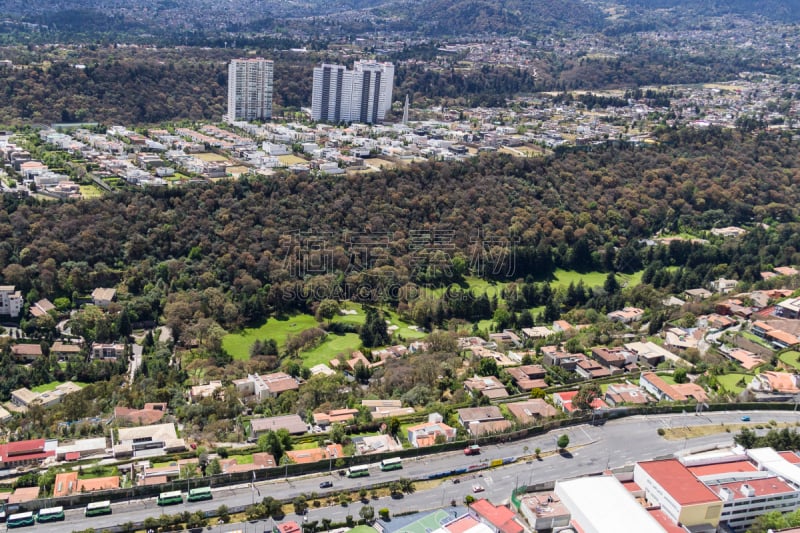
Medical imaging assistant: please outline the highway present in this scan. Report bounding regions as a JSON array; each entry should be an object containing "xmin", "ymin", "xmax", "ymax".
[{"xmin": 58, "ymin": 409, "xmax": 798, "ymax": 532}]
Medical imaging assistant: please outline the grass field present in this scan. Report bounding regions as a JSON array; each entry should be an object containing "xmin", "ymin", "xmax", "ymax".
[
  {"xmin": 278, "ymin": 154, "xmax": 308, "ymax": 165},
  {"xmin": 662, "ymin": 422, "xmax": 794, "ymax": 441},
  {"xmin": 79, "ymin": 184, "xmax": 105, "ymax": 198},
  {"xmin": 780, "ymin": 351, "xmax": 800, "ymax": 370},
  {"xmin": 716, "ymin": 373, "xmax": 752, "ymax": 393},
  {"xmin": 222, "ymin": 314, "xmax": 320, "ymax": 360},
  {"xmin": 227, "ymin": 166, "xmax": 250, "ymax": 176},
  {"xmin": 300, "ymin": 332, "xmax": 361, "ymax": 367},
  {"xmin": 657, "ymin": 374, "xmax": 677, "ymax": 385},
  {"xmin": 194, "ymin": 152, "xmax": 228, "ymax": 162}
]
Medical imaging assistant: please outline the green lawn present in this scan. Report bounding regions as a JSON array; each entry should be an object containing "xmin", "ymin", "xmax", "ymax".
[
  {"xmin": 300, "ymin": 333, "xmax": 361, "ymax": 367},
  {"xmin": 716, "ymin": 373, "xmax": 751, "ymax": 394},
  {"xmin": 739, "ymin": 331, "xmax": 774, "ymax": 350},
  {"xmin": 227, "ymin": 454, "xmax": 254, "ymax": 465},
  {"xmin": 31, "ymin": 381, "xmax": 86, "ymax": 393},
  {"xmin": 780, "ymin": 351, "xmax": 800, "ymax": 371},
  {"xmin": 222, "ymin": 314, "xmax": 320, "ymax": 360}
]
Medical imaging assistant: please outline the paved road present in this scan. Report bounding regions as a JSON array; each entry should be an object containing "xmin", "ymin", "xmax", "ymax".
[{"xmin": 59, "ymin": 410, "xmax": 799, "ymax": 532}]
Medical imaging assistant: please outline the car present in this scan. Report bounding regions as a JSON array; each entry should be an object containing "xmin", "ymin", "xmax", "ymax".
[
  {"xmin": 472, "ymin": 484, "xmax": 484, "ymax": 493},
  {"xmin": 452, "ymin": 478, "xmax": 461, "ymax": 484},
  {"xmin": 741, "ymin": 416, "xmax": 751, "ymax": 422},
  {"xmin": 319, "ymin": 481, "xmax": 333, "ymax": 489}
]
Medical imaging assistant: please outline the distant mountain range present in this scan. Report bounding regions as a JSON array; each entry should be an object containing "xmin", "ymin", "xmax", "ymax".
[{"xmin": 2, "ymin": 0, "xmax": 799, "ymax": 39}]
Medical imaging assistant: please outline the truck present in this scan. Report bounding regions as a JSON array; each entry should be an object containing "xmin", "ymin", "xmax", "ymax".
[{"xmin": 464, "ymin": 444, "xmax": 481, "ymax": 456}]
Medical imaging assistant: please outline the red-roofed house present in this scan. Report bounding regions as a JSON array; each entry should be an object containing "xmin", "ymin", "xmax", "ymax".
[
  {"xmin": 634, "ymin": 459, "xmax": 722, "ymax": 530},
  {"xmin": 407, "ymin": 415, "xmax": 457, "ymax": 448},
  {"xmin": 552, "ymin": 390, "xmax": 608, "ymax": 412},
  {"xmin": 751, "ymin": 371, "xmax": 800, "ymax": 394},
  {"xmin": 640, "ymin": 372, "xmax": 687, "ymax": 402},
  {"xmin": 114, "ymin": 403, "xmax": 167, "ymax": 426},
  {"xmin": 469, "ymin": 499, "xmax": 525, "ymax": 533},
  {"xmin": 285, "ymin": 444, "xmax": 344, "ymax": 464}
]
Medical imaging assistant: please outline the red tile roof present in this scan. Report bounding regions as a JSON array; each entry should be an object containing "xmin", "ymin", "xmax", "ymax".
[
  {"xmin": 715, "ymin": 477, "xmax": 794, "ymax": 499},
  {"xmin": 648, "ymin": 509, "xmax": 686, "ymax": 533},
  {"xmin": 470, "ymin": 499, "xmax": 524, "ymax": 533},
  {"xmin": 780, "ymin": 451, "xmax": 800, "ymax": 464},
  {"xmin": 637, "ymin": 459, "xmax": 720, "ymax": 506},
  {"xmin": 688, "ymin": 460, "xmax": 757, "ymax": 477},
  {"xmin": 444, "ymin": 515, "xmax": 481, "ymax": 533}
]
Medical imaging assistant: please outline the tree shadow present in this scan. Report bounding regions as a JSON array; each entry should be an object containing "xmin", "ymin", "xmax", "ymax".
[{"xmin": 559, "ymin": 450, "xmax": 574, "ymax": 459}]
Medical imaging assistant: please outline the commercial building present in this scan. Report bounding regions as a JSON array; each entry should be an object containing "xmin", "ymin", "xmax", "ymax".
[
  {"xmin": 311, "ymin": 61, "xmax": 394, "ymax": 124},
  {"xmin": 227, "ymin": 58, "xmax": 274, "ymax": 122}
]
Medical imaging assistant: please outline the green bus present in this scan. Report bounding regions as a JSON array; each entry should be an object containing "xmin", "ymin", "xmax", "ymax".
[
  {"xmin": 157, "ymin": 490, "xmax": 184, "ymax": 506},
  {"xmin": 347, "ymin": 465, "xmax": 370, "ymax": 478},
  {"xmin": 187, "ymin": 487, "xmax": 213, "ymax": 502},
  {"xmin": 379, "ymin": 457, "xmax": 403, "ymax": 471},
  {"xmin": 36, "ymin": 506, "xmax": 65, "ymax": 523},
  {"xmin": 85, "ymin": 500, "xmax": 112, "ymax": 517},
  {"xmin": 7, "ymin": 511, "xmax": 35, "ymax": 528}
]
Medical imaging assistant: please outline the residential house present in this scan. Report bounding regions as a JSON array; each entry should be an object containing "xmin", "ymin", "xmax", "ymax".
[
  {"xmin": 11, "ymin": 382, "xmax": 81, "ymax": 409},
  {"xmin": 541, "ymin": 346, "xmax": 586, "ymax": 371},
  {"xmin": 716, "ymin": 299, "xmax": 753, "ymax": 319},
  {"xmin": 505, "ymin": 399, "xmax": 557, "ymax": 425},
  {"xmin": 604, "ymin": 383, "xmax": 651, "ymax": 406},
  {"xmin": 750, "ymin": 372, "xmax": 800, "ymax": 394},
  {"xmin": 702, "ymin": 314, "xmax": 736, "ymax": 330},
  {"xmin": 685, "ymin": 288, "xmax": 713, "ymax": 301},
  {"xmin": 724, "ymin": 348, "xmax": 765, "ymax": 371},
  {"xmin": 361, "ymin": 399, "xmax": 415, "ymax": 420},
  {"xmin": 457, "ymin": 406, "xmax": 506, "ymax": 429},
  {"xmin": 521, "ymin": 326, "xmax": 554, "ymax": 340},
  {"xmin": 51, "ymin": 341, "xmax": 82, "ymax": 359},
  {"xmin": 469, "ymin": 345, "xmax": 517, "ymax": 367},
  {"xmin": 0, "ymin": 285, "xmax": 23, "ymax": 317},
  {"xmin": 53, "ymin": 471, "xmax": 119, "ymax": 497},
  {"xmin": 91, "ymin": 342, "xmax": 125, "ymax": 361},
  {"xmin": 469, "ymin": 499, "xmax": 526, "ymax": 533},
  {"xmin": 552, "ymin": 390, "xmax": 608, "ymax": 412},
  {"xmin": 776, "ymin": 298, "xmax": 800, "ymax": 320},
  {"xmin": 672, "ymin": 382, "xmax": 709, "ymax": 403},
  {"xmin": 712, "ymin": 278, "xmax": 738, "ymax": 294},
  {"xmin": 249, "ymin": 414, "xmax": 307, "ymax": 439},
  {"xmin": 91, "ymin": 287, "xmax": 116, "ymax": 308},
  {"xmin": 464, "ymin": 375, "xmax": 509, "ymax": 399},
  {"xmin": 11, "ymin": 343, "xmax": 43, "ymax": 362},
  {"xmin": 625, "ymin": 341, "xmax": 681, "ymax": 366},
  {"xmin": 591, "ymin": 346, "xmax": 636, "ymax": 369},
  {"xmin": 639, "ymin": 372, "xmax": 687, "ymax": 402},
  {"xmin": 29, "ymin": 298, "xmax": 55, "ymax": 319},
  {"xmin": 664, "ymin": 327, "xmax": 701, "ymax": 350},
  {"xmin": 277, "ymin": 521, "xmax": 302, "ymax": 533},
  {"xmin": 774, "ymin": 266, "xmax": 800, "ymax": 277},
  {"xmin": 114, "ymin": 403, "xmax": 167, "ymax": 426},
  {"xmin": 189, "ymin": 381, "xmax": 223, "ymax": 403},
  {"xmin": 285, "ymin": 443, "xmax": 344, "ymax": 464},
  {"xmin": 505, "ymin": 365, "xmax": 547, "ymax": 391},
  {"xmin": 607, "ymin": 307, "xmax": 645, "ymax": 324},
  {"xmin": 233, "ymin": 372, "xmax": 299, "ymax": 402},
  {"xmin": 407, "ymin": 413, "xmax": 457, "ymax": 448},
  {"xmin": 489, "ymin": 329, "xmax": 522, "ymax": 347},
  {"xmin": 575, "ymin": 358, "xmax": 614, "ymax": 379},
  {"xmin": 552, "ymin": 320, "xmax": 573, "ymax": 333},
  {"xmin": 312, "ymin": 408, "xmax": 359, "ymax": 429}
]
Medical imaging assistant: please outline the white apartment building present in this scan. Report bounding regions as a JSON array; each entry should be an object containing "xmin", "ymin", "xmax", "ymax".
[
  {"xmin": 0, "ymin": 285, "xmax": 23, "ymax": 317},
  {"xmin": 227, "ymin": 58, "xmax": 274, "ymax": 122},
  {"xmin": 311, "ymin": 61, "xmax": 394, "ymax": 124}
]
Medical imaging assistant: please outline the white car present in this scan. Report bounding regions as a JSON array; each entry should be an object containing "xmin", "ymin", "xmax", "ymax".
[{"xmin": 472, "ymin": 484, "xmax": 485, "ymax": 493}]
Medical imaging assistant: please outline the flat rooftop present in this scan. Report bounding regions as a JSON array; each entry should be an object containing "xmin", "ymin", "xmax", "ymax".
[{"xmin": 637, "ymin": 459, "xmax": 720, "ymax": 506}]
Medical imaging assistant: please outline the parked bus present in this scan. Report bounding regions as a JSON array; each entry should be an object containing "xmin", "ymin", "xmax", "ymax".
[
  {"xmin": 7, "ymin": 511, "xmax": 35, "ymax": 528},
  {"xmin": 379, "ymin": 457, "xmax": 403, "ymax": 471},
  {"xmin": 85, "ymin": 501, "xmax": 112, "ymax": 517},
  {"xmin": 187, "ymin": 487, "xmax": 213, "ymax": 502},
  {"xmin": 347, "ymin": 465, "xmax": 370, "ymax": 478},
  {"xmin": 36, "ymin": 506, "xmax": 65, "ymax": 523},
  {"xmin": 157, "ymin": 490, "xmax": 184, "ymax": 506}
]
